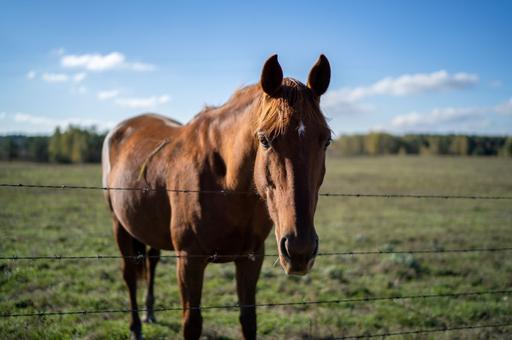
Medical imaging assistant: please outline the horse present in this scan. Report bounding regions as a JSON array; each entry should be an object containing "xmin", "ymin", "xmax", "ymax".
[{"xmin": 101, "ymin": 54, "xmax": 332, "ymax": 340}]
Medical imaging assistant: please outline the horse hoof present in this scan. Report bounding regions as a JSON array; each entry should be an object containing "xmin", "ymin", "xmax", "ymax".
[{"xmin": 144, "ymin": 313, "xmax": 157, "ymax": 324}]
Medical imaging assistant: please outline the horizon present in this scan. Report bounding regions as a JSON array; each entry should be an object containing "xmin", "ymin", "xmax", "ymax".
[{"xmin": 1, "ymin": 1, "xmax": 511, "ymax": 136}]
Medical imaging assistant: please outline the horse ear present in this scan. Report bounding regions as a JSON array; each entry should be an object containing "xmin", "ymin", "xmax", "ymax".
[
  {"xmin": 307, "ymin": 54, "xmax": 331, "ymax": 96},
  {"xmin": 260, "ymin": 54, "xmax": 283, "ymax": 96}
]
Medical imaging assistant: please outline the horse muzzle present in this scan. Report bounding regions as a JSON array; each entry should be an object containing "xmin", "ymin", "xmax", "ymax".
[{"xmin": 278, "ymin": 234, "xmax": 318, "ymax": 275}]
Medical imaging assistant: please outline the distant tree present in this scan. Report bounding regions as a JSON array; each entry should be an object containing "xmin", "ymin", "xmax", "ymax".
[
  {"xmin": 333, "ymin": 134, "xmax": 366, "ymax": 156},
  {"xmin": 364, "ymin": 133, "xmax": 379, "ymax": 155},
  {"xmin": 330, "ymin": 134, "xmax": 509, "ymax": 158},
  {"xmin": 501, "ymin": 137, "xmax": 512, "ymax": 156},
  {"xmin": 0, "ymin": 137, "xmax": 16, "ymax": 160},
  {"xmin": 401, "ymin": 135, "xmax": 422, "ymax": 154},
  {"xmin": 379, "ymin": 133, "xmax": 400, "ymax": 154},
  {"xmin": 0, "ymin": 136, "xmax": 49, "ymax": 161},
  {"xmin": 47, "ymin": 125, "xmax": 107, "ymax": 163},
  {"xmin": 85, "ymin": 127, "xmax": 106, "ymax": 162},
  {"xmin": 69, "ymin": 127, "xmax": 88, "ymax": 163},
  {"xmin": 363, "ymin": 133, "xmax": 400, "ymax": 155},
  {"xmin": 26, "ymin": 137, "xmax": 49, "ymax": 162},
  {"xmin": 49, "ymin": 127, "xmax": 64, "ymax": 162},
  {"xmin": 449, "ymin": 135, "xmax": 469, "ymax": 155}
]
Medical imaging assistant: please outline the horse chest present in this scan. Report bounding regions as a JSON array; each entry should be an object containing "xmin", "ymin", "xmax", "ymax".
[{"xmin": 170, "ymin": 193, "xmax": 272, "ymax": 254}]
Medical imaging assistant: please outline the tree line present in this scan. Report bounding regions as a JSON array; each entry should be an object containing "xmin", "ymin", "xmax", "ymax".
[
  {"xmin": 0, "ymin": 126, "xmax": 106, "ymax": 163},
  {"xmin": 328, "ymin": 133, "xmax": 512, "ymax": 157},
  {"xmin": 1, "ymin": 127, "xmax": 511, "ymax": 163}
]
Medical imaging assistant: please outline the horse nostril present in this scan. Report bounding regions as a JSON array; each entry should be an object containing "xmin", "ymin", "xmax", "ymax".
[{"xmin": 280, "ymin": 237, "xmax": 291, "ymax": 260}]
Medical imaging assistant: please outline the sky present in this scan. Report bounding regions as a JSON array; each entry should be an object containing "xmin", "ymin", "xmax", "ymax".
[{"xmin": 1, "ymin": 0, "xmax": 511, "ymax": 136}]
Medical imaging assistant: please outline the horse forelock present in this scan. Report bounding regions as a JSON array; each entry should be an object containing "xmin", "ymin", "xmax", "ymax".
[{"xmin": 256, "ymin": 78, "xmax": 329, "ymax": 137}]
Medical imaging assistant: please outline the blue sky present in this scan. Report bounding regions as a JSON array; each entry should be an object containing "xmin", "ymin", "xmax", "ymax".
[{"xmin": 1, "ymin": 0, "xmax": 511, "ymax": 135}]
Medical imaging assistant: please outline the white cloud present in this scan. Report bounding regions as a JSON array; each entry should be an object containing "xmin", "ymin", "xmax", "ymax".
[
  {"xmin": 42, "ymin": 72, "xmax": 69, "ymax": 83},
  {"xmin": 321, "ymin": 100, "xmax": 375, "ymax": 116},
  {"xmin": 379, "ymin": 97, "xmax": 512, "ymax": 133},
  {"xmin": 0, "ymin": 112, "xmax": 6, "ymax": 119},
  {"xmin": 40, "ymin": 72, "xmax": 87, "ymax": 84},
  {"xmin": 97, "ymin": 90, "xmax": 120, "ymax": 100},
  {"xmin": 357, "ymin": 70, "xmax": 478, "ymax": 100},
  {"xmin": 389, "ymin": 107, "xmax": 486, "ymax": 131},
  {"xmin": 61, "ymin": 52, "xmax": 125, "ymax": 71},
  {"xmin": 323, "ymin": 70, "xmax": 479, "ymax": 116},
  {"xmin": 14, "ymin": 112, "xmax": 57, "ymax": 126},
  {"xmin": 115, "ymin": 95, "xmax": 170, "ymax": 109},
  {"xmin": 26, "ymin": 70, "xmax": 37, "ymax": 80},
  {"xmin": 60, "ymin": 52, "xmax": 155, "ymax": 72},
  {"xmin": 73, "ymin": 72, "xmax": 87, "ymax": 82}
]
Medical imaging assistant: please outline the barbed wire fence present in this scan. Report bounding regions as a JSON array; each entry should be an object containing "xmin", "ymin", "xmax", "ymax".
[
  {"xmin": 2, "ymin": 182, "xmax": 512, "ymax": 199},
  {"xmin": 1, "ymin": 182, "xmax": 511, "ymax": 337},
  {"xmin": 2, "ymin": 289, "xmax": 511, "ymax": 318},
  {"xmin": 1, "ymin": 246, "xmax": 512, "ymax": 261}
]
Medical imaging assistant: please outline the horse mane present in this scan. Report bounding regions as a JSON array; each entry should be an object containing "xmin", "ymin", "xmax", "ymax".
[
  {"xmin": 191, "ymin": 85, "xmax": 260, "ymax": 121},
  {"xmin": 190, "ymin": 78, "xmax": 329, "ymax": 137}
]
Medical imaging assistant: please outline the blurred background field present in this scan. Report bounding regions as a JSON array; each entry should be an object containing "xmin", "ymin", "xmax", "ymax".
[{"xmin": 0, "ymin": 155, "xmax": 511, "ymax": 339}]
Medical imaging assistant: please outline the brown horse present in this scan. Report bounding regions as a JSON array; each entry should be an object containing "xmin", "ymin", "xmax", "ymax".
[{"xmin": 102, "ymin": 54, "xmax": 331, "ymax": 339}]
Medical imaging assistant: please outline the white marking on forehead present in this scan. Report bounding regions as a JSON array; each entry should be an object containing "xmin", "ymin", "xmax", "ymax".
[{"xmin": 298, "ymin": 120, "xmax": 306, "ymax": 137}]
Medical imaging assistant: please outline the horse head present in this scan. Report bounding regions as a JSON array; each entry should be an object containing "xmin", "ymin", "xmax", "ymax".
[{"xmin": 254, "ymin": 54, "xmax": 331, "ymax": 275}]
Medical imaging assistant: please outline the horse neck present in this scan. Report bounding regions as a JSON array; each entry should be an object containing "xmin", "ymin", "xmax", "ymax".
[{"xmin": 204, "ymin": 96, "xmax": 260, "ymax": 191}]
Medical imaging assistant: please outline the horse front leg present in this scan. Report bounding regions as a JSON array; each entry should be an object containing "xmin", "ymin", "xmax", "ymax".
[
  {"xmin": 176, "ymin": 255, "xmax": 207, "ymax": 340},
  {"xmin": 235, "ymin": 248, "xmax": 265, "ymax": 340}
]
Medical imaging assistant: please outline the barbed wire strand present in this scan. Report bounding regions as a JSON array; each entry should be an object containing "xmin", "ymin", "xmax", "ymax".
[
  {"xmin": 2, "ymin": 246, "xmax": 512, "ymax": 261},
  {"xmin": 2, "ymin": 288, "xmax": 511, "ymax": 318},
  {"xmin": 335, "ymin": 321, "xmax": 512, "ymax": 339},
  {"xmin": 1, "ymin": 183, "xmax": 511, "ymax": 200}
]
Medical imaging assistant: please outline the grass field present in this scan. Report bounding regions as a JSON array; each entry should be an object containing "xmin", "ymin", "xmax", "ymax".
[{"xmin": 1, "ymin": 156, "xmax": 511, "ymax": 339}]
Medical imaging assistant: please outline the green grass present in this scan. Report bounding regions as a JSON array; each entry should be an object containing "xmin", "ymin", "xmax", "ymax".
[{"xmin": 1, "ymin": 156, "xmax": 511, "ymax": 339}]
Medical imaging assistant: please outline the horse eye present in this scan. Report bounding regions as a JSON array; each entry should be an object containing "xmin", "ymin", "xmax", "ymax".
[
  {"xmin": 258, "ymin": 134, "xmax": 271, "ymax": 149},
  {"xmin": 324, "ymin": 139, "xmax": 331, "ymax": 150}
]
